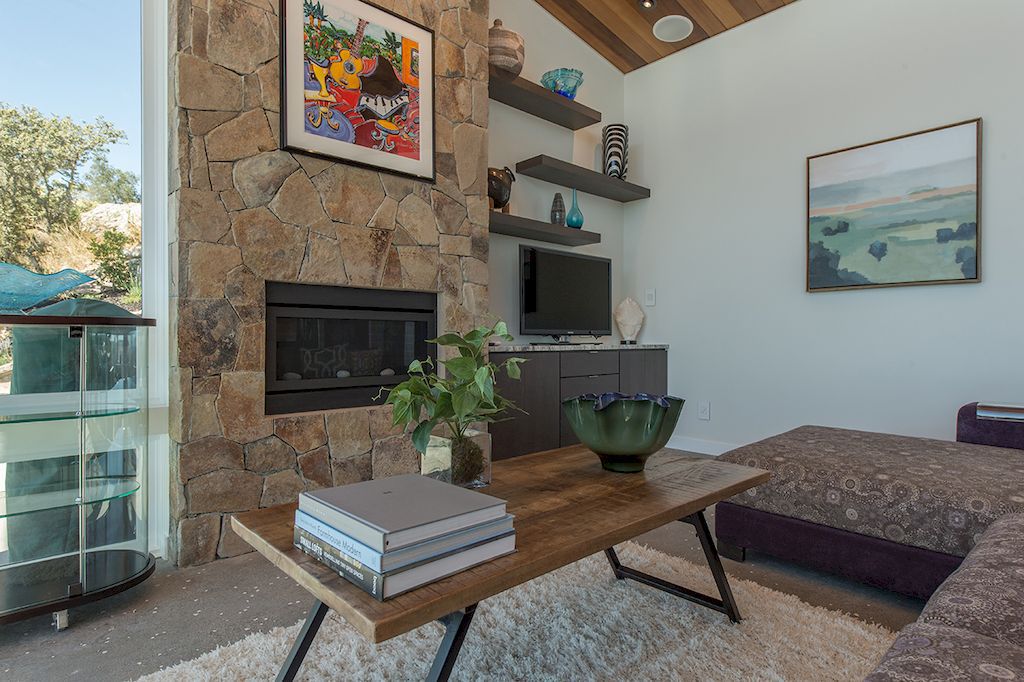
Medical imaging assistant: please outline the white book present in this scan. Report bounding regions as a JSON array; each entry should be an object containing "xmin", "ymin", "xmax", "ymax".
[
  {"xmin": 377, "ymin": 533, "xmax": 516, "ymax": 600},
  {"xmin": 298, "ymin": 474, "xmax": 507, "ymax": 553},
  {"xmin": 294, "ymin": 509, "xmax": 515, "ymax": 573}
]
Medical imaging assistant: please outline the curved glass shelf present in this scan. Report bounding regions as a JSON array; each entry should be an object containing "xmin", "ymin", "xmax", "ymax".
[
  {"xmin": 0, "ymin": 477, "xmax": 141, "ymax": 519},
  {"xmin": 0, "ymin": 406, "xmax": 141, "ymax": 425},
  {"xmin": 0, "ymin": 549, "xmax": 154, "ymax": 622}
]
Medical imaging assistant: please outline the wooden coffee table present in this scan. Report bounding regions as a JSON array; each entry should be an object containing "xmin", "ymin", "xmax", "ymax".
[{"xmin": 232, "ymin": 446, "xmax": 769, "ymax": 682}]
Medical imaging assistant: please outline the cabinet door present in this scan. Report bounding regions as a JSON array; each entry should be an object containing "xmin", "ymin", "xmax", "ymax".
[
  {"xmin": 559, "ymin": 351, "xmax": 619, "ymax": 378},
  {"xmin": 559, "ymin": 374, "xmax": 620, "ymax": 446},
  {"xmin": 490, "ymin": 352, "xmax": 561, "ymax": 460},
  {"xmin": 619, "ymin": 350, "xmax": 668, "ymax": 395}
]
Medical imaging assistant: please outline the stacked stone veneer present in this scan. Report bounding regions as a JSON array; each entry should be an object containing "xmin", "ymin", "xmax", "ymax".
[{"xmin": 168, "ymin": 0, "xmax": 490, "ymax": 566}]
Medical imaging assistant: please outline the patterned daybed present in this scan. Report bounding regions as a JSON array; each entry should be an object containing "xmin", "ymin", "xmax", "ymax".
[
  {"xmin": 866, "ymin": 514, "xmax": 1024, "ymax": 680},
  {"xmin": 715, "ymin": 404, "xmax": 1024, "ymax": 598}
]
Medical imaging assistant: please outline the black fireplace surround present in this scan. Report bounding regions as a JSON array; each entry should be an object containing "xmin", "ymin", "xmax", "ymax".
[{"xmin": 265, "ymin": 282, "xmax": 437, "ymax": 415}]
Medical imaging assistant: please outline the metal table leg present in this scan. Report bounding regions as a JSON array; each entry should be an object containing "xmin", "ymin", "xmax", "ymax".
[
  {"xmin": 604, "ymin": 508, "xmax": 742, "ymax": 623},
  {"xmin": 426, "ymin": 603, "xmax": 478, "ymax": 682},
  {"xmin": 276, "ymin": 600, "xmax": 479, "ymax": 682},
  {"xmin": 276, "ymin": 599, "xmax": 329, "ymax": 682}
]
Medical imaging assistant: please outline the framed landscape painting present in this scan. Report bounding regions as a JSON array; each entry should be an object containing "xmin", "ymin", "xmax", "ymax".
[
  {"xmin": 807, "ymin": 119, "xmax": 981, "ymax": 292},
  {"xmin": 281, "ymin": 0, "xmax": 434, "ymax": 181}
]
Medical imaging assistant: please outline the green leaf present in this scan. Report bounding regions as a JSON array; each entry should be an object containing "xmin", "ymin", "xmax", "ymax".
[
  {"xmin": 463, "ymin": 328, "xmax": 485, "ymax": 350},
  {"xmin": 504, "ymin": 357, "xmax": 525, "ymax": 380},
  {"xmin": 429, "ymin": 333, "xmax": 474, "ymax": 351},
  {"xmin": 411, "ymin": 420, "xmax": 437, "ymax": 453},
  {"xmin": 405, "ymin": 376, "xmax": 432, "ymax": 396},
  {"xmin": 443, "ymin": 356, "xmax": 477, "ymax": 380},
  {"xmin": 452, "ymin": 385, "xmax": 481, "ymax": 421},
  {"xmin": 493, "ymin": 320, "xmax": 509, "ymax": 338},
  {"xmin": 408, "ymin": 359, "xmax": 423, "ymax": 374},
  {"xmin": 429, "ymin": 390, "xmax": 454, "ymax": 421},
  {"xmin": 474, "ymin": 366, "xmax": 494, "ymax": 403},
  {"xmin": 391, "ymin": 396, "xmax": 413, "ymax": 427}
]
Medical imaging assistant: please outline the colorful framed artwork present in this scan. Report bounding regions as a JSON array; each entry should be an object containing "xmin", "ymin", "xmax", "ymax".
[
  {"xmin": 807, "ymin": 119, "xmax": 981, "ymax": 292},
  {"xmin": 281, "ymin": 0, "xmax": 434, "ymax": 181}
]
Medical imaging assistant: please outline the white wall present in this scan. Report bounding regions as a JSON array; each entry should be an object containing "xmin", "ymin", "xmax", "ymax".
[
  {"xmin": 623, "ymin": 0, "xmax": 1024, "ymax": 453},
  {"xmin": 488, "ymin": 0, "xmax": 626, "ymax": 343}
]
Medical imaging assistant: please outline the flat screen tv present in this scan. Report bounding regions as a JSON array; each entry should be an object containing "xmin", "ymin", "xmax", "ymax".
[{"xmin": 520, "ymin": 246, "xmax": 612, "ymax": 337}]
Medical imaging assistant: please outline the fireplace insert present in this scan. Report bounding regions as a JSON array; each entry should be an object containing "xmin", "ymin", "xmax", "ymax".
[{"xmin": 265, "ymin": 282, "xmax": 437, "ymax": 414}]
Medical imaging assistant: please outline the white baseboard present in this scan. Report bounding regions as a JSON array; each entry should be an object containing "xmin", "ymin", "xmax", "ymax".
[{"xmin": 667, "ymin": 435, "xmax": 739, "ymax": 456}]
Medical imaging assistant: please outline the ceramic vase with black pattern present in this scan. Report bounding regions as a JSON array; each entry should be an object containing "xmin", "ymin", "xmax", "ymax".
[
  {"xmin": 602, "ymin": 124, "xmax": 629, "ymax": 179},
  {"xmin": 550, "ymin": 192, "xmax": 566, "ymax": 226}
]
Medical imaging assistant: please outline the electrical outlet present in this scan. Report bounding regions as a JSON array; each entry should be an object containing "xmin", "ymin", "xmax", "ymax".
[
  {"xmin": 644, "ymin": 288, "xmax": 656, "ymax": 307},
  {"xmin": 698, "ymin": 400, "xmax": 711, "ymax": 421}
]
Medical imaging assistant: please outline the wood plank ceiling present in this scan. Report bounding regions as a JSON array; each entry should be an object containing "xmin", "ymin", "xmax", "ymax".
[{"xmin": 533, "ymin": 0, "xmax": 798, "ymax": 73}]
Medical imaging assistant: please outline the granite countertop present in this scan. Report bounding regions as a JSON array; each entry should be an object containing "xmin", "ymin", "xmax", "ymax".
[{"xmin": 489, "ymin": 343, "xmax": 669, "ymax": 352}]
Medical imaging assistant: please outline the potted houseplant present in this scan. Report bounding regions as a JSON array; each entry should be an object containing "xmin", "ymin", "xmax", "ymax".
[{"xmin": 379, "ymin": 320, "xmax": 525, "ymax": 488}]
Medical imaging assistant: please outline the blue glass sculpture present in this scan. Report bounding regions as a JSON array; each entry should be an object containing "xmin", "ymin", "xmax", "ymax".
[
  {"xmin": 541, "ymin": 68, "xmax": 584, "ymax": 100},
  {"xmin": 0, "ymin": 263, "xmax": 94, "ymax": 313}
]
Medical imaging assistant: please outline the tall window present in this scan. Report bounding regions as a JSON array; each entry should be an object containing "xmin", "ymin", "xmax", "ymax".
[
  {"xmin": 0, "ymin": 0, "xmax": 143, "ymax": 319},
  {"xmin": 0, "ymin": 0, "xmax": 149, "ymax": 558}
]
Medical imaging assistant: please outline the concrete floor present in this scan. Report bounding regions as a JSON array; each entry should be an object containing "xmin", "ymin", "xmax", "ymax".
[{"xmin": 0, "ymin": 505, "xmax": 923, "ymax": 681}]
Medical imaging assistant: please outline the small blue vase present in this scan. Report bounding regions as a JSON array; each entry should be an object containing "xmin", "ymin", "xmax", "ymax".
[{"xmin": 566, "ymin": 189, "xmax": 584, "ymax": 228}]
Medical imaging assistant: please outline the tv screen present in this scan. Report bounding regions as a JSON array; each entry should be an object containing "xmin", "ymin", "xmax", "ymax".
[{"xmin": 520, "ymin": 246, "xmax": 612, "ymax": 336}]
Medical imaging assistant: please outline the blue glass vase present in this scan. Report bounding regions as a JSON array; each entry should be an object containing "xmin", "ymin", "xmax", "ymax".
[{"xmin": 566, "ymin": 189, "xmax": 584, "ymax": 228}]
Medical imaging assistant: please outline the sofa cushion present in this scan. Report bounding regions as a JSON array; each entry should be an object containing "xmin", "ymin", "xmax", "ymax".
[
  {"xmin": 719, "ymin": 426, "xmax": 1024, "ymax": 556},
  {"xmin": 865, "ymin": 622, "xmax": 1024, "ymax": 681},
  {"xmin": 957, "ymin": 514, "xmax": 1024, "ymax": 568},
  {"xmin": 920, "ymin": 514, "xmax": 1024, "ymax": 648}
]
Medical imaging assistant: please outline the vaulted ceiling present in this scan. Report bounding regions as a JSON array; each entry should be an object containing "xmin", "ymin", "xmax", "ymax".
[{"xmin": 534, "ymin": 0, "xmax": 798, "ymax": 73}]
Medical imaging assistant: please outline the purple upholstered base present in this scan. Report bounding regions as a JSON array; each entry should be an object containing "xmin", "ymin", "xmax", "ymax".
[
  {"xmin": 957, "ymin": 402, "xmax": 1024, "ymax": 450},
  {"xmin": 715, "ymin": 502, "xmax": 963, "ymax": 600}
]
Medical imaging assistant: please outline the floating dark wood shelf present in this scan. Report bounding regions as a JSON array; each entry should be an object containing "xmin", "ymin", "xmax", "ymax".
[
  {"xmin": 515, "ymin": 155, "xmax": 651, "ymax": 202},
  {"xmin": 488, "ymin": 69, "xmax": 602, "ymax": 131},
  {"xmin": 489, "ymin": 212, "xmax": 601, "ymax": 247}
]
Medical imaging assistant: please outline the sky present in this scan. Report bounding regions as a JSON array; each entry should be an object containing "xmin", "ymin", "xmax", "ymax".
[{"xmin": 0, "ymin": 0, "xmax": 142, "ymax": 175}]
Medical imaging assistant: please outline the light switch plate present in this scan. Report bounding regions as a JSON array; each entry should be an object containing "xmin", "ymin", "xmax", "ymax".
[
  {"xmin": 697, "ymin": 400, "xmax": 711, "ymax": 421},
  {"xmin": 644, "ymin": 288, "xmax": 656, "ymax": 307}
]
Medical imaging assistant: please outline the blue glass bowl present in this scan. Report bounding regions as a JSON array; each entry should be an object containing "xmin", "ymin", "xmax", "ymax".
[{"xmin": 541, "ymin": 68, "xmax": 584, "ymax": 100}]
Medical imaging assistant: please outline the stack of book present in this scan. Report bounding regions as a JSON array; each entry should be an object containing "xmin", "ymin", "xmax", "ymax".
[{"xmin": 293, "ymin": 473, "xmax": 515, "ymax": 601}]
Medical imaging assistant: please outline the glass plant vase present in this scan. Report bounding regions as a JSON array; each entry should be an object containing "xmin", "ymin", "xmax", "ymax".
[{"xmin": 421, "ymin": 428, "xmax": 492, "ymax": 488}]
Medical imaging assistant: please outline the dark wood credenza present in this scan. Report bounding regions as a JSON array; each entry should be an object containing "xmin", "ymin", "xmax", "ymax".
[{"xmin": 489, "ymin": 346, "xmax": 669, "ymax": 460}]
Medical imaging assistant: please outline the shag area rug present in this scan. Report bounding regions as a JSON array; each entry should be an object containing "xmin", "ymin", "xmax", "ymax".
[{"xmin": 138, "ymin": 542, "xmax": 894, "ymax": 681}]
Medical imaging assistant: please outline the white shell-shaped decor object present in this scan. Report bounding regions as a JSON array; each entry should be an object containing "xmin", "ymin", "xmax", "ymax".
[
  {"xmin": 380, "ymin": 368, "xmax": 396, "ymax": 376},
  {"xmin": 283, "ymin": 372, "xmax": 302, "ymax": 381},
  {"xmin": 336, "ymin": 370, "xmax": 351, "ymax": 378},
  {"xmin": 614, "ymin": 297, "xmax": 645, "ymax": 343}
]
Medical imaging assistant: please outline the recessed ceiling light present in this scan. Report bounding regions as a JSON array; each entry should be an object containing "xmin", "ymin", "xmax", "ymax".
[
  {"xmin": 652, "ymin": 14, "xmax": 694, "ymax": 42},
  {"xmin": 638, "ymin": 0, "xmax": 656, "ymax": 9}
]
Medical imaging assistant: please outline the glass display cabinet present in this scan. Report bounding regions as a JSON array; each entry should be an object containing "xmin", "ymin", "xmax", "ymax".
[{"xmin": 0, "ymin": 313, "xmax": 155, "ymax": 629}]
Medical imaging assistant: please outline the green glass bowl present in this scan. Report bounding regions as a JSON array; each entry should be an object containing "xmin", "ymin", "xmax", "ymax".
[{"xmin": 562, "ymin": 394, "xmax": 685, "ymax": 472}]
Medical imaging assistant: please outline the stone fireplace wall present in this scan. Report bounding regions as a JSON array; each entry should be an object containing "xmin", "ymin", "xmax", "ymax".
[{"xmin": 168, "ymin": 0, "xmax": 490, "ymax": 566}]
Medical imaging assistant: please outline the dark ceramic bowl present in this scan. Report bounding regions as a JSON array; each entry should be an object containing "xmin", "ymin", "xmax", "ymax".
[
  {"xmin": 487, "ymin": 166, "xmax": 515, "ymax": 209},
  {"xmin": 562, "ymin": 393, "xmax": 684, "ymax": 472}
]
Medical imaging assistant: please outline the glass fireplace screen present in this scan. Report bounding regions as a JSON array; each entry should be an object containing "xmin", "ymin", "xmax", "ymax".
[
  {"xmin": 272, "ymin": 315, "xmax": 430, "ymax": 383},
  {"xmin": 264, "ymin": 282, "xmax": 438, "ymax": 414}
]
